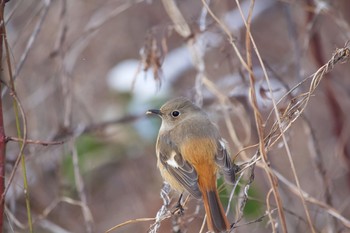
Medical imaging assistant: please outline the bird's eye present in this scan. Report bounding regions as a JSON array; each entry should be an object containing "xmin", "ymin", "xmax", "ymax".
[{"xmin": 171, "ymin": 110, "xmax": 180, "ymax": 117}]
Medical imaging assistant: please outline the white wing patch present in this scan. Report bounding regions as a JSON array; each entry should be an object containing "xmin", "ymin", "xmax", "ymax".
[
  {"xmin": 166, "ymin": 151, "xmax": 179, "ymax": 168},
  {"xmin": 219, "ymin": 139, "xmax": 227, "ymax": 149}
]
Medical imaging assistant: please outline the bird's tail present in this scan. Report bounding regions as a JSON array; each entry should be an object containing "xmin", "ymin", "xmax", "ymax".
[{"xmin": 202, "ymin": 188, "xmax": 230, "ymax": 233}]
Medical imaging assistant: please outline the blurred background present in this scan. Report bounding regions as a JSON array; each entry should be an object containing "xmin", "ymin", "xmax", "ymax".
[{"xmin": 2, "ymin": 0, "xmax": 350, "ymax": 232}]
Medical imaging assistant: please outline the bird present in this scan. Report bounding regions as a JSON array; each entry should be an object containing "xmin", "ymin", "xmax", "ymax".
[{"xmin": 147, "ymin": 97, "xmax": 236, "ymax": 233}]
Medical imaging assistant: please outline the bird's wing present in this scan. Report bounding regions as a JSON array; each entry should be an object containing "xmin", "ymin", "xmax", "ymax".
[
  {"xmin": 158, "ymin": 136, "xmax": 202, "ymax": 199},
  {"xmin": 215, "ymin": 139, "xmax": 236, "ymax": 184}
]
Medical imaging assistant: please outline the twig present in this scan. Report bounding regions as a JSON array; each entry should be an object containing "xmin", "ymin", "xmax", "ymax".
[
  {"xmin": 3, "ymin": 0, "xmax": 34, "ymax": 227},
  {"xmin": 240, "ymin": 0, "xmax": 287, "ymax": 232},
  {"xmin": 265, "ymin": 189, "xmax": 277, "ymax": 231},
  {"xmin": 198, "ymin": 215, "xmax": 206, "ymax": 233},
  {"xmin": 80, "ymin": 115, "xmax": 142, "ymax": 135},
  {"xmin": 105, "ymin": 218, "xmax": 156, "ymax": 233},
  {"xmin": 161, "ymin": 0, "xmax": 191, "ymax": 38},
  {"xmin": 63, "ymin": 0, "xmax": 145, "ymax": 74},
  {"xmin": 233, "ymin": 208, "xmax": 274, "ymax": 229},
  {"xmin": 0, "ymin": 91, "xmax": 29, "ymax": 229},
  {"xmin": 148, "ymin": 183, "xmax": 172, "ymax": 233},
  {"xmin": 216, "ymin": 3, "xmax": 350, "ymax": 231},
  {"xmin": 274, "ymin": 169, "xmax": 350, "ymax": 228},
  {"xmin": 226, "ymin": 169, "xmax": 244, "ymax": 216},
  {"xmin": 0, "ymin": 1, "xmax": 6, "ymax": 231},
  {"xmin": 303, "ymin": 116, "xmax": 337, "ymax": 230},
  {"xmin": 36, "ymin": 219, "xmax": 72, "ymax": 233},
  {"xmin": 49, "ymin": 0, "xmax": 67, "ymax": 57},
  {"xmin": 198, "ymin": 0, "xmax": 257, "ymax": 162},
  {"xmin": 243, "ymin": 1, "xmax": 349, "ymax": 231},
  {"xmin": 201, "ymin": 77, "xmax": 250, "ymax": 160},
  {"xmin": 265, "ymin": 45, "xmax": 350, "ymax": 149},
  {"xmin": 6, "ymin": 196, "xmax": 92, "ymax": 232},
  {"xmin": 38, "ymin": 197, "xmax": 93, "ymax": 224},
  {"xmin": 1, "ymin": 0, "xmax": 52, "ymax": 98},
  {"xmin": 237, "ymin": 160, "xmax": 255, "ymax": 224},
  {"xmin": 4, "ymin": 205, "xmax": 25, "ymax": 230},
  {"xmin": 50, "ymin": 114, "xmax": 143, "ymax": 142},
  {"xmin": 70, "ymin": 141, "xmax": 94, "ymax": 233},
  {"xmin": 261, "ymin": 46, "xmax": 350, "ymax": 231},
  {"xmin": 5, "ymin": 136, "xmax": 65, "ymax": 146},
  {"xmin": 242, "ymin": 43, "xmax": 350, "ymax": 228}
]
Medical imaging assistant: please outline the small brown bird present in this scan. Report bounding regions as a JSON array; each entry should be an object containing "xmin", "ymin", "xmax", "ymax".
[{"xmin": 147, "ymin": 97, "xmax": 235, "ymax": 233}]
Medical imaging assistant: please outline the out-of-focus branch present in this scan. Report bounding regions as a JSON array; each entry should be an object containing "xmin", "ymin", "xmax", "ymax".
[
  {"xmin": 161, "ymin": 0, "xmax": 191, "ymax": 38},
  {"xmin": 237, "ymin": 44, "xmax": 350, "ymax": 231},
  {"xmin": 274, "ymin": 169, "xmax": 350, "ymax": 228},
  {"xmin": 1, "ymin": 0, "xmax": 52, "ymax": 98},
  {"xmin": 6, "ymin": 197, "xmax": 91, "ymax": 232},
  {"xmin": 5, "ymin": 136, "xmax": 65, "ymax": 146},
  {"xmin": 70, "ymin": 142, "xmax": 94, "ymax": 233},
  {"xmin": 0, "ymin": 91, "xmax": 29, "ymax": 228},
  {"xmin": 0, "ymin": 1, "xmax": 6, "ymax": 231},
  {"xmin": 308, "ymin": 0, "xmax": 350, "ymax": 213},
  {"xmin": 51, "ymin": 114, "xmax": 143, "ymax": 141},
  {"xmin": 105, "ymin": 218, "xmax": 156, "ymax": 233},
  {"xmin": 303, "ymin": 116, "xmax": 336, "ymax": 231}
]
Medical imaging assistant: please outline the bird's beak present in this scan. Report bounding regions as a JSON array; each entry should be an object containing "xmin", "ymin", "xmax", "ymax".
[{"xmin": 146, "ymin": 109, "xmax": 162, "ymax": 116}]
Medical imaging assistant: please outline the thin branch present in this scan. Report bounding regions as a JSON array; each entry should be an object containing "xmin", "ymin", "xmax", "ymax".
[
  {"xmin": 1, "ymin": 0, "xmax": 52, "ymax": 98},
  {"xmin": 161, "ymin": 0, "xmax": 191, "ymax": 38},
  {"xmin": 240, "ymin": 0, "xmax": 287, "ymax": 231},
  {"xmin": 274, "ymin": 169, "xmax": 350, "ymax": 228},
  {"xmin": 5, "ymin": 136, "xmax": 65, "ymax": 146},
  {"xmin": 233, "ymin": 209, "xmax": 272, "ymax": 229},
  {"xmin": 0, "ymin": 91, "xmax": 29, "ymax": 227},
  {"xmin": 3, "ymin": 2, "xmax": 33, "ymax": 228},
  {"xmin": 70, "ymin": 141, "xmax": 94, "ymax": 233},
  {"xmin": 38, "ymin": 197, "xmax": 93, "ymax": 224},
  {"xmin": 302, "ymin": 116, "xmax": 336, "ymax": 230},
  {"xmin": 6, "ymin": 196, "xmax": 92, "ymax": 232},
  {"xmin": 105, "ymin": 218, "xmax": 156, "ymax": 233},
  {"xmin": 49, "ymin": 0, "xmax": 67, "ymax": 58},
  {"xmin": 0, "ymin": 1, "xmax": 6, "ymax": 231},
  {"xmin": 148, "ymin": 183, "xmax": 172, "ymax": 233}
]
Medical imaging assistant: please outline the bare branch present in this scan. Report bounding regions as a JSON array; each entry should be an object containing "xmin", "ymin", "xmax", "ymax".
[{"xmin": 5, "ymin": 136, "xmax": 65, "ymax": 146}]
